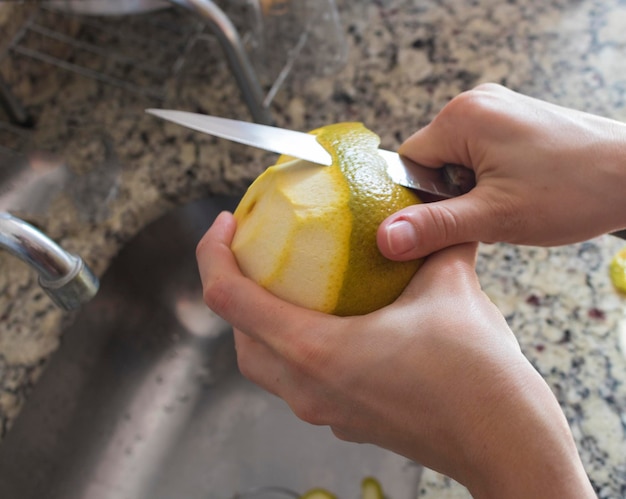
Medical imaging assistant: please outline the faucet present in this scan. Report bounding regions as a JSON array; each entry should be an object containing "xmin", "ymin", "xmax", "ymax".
[{"xmin": 0, "ymin": 212, "xmax": 99, "ymax": 310}]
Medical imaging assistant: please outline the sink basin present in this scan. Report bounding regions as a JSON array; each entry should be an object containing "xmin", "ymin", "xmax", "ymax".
[{"xmin": 0, "ymin": 197, "xmax": 422, "ymax": 499}]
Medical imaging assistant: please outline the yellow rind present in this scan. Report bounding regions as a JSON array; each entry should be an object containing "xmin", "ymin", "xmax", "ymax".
[
  {"xmin": 361, "ymin": 477, "xmax": 385, "ymax": 499},
  {"xmin": 312, "ymin": 123, "xmax": 422, "ymax": 316},
  {"xmin": 610, "ymin": 247, "xmax": 626, "ymax": 294}
]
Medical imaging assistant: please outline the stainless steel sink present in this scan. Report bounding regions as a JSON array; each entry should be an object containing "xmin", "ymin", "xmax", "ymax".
[{"xmin": 0, "ymin": 196, "xmax": 422, "ymax": 499}]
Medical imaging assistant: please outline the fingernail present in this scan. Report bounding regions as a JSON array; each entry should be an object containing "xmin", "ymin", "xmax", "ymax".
[{"xmin": 386, "ymin": 220, "xmax": 418, "ymax": 255}]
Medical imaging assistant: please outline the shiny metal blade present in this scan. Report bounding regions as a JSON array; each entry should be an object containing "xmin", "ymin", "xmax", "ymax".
[
  {"xmin": 377, "ymin": 150, "xmax": 474, "ymax": 199},
  {"xmin": 146, "ymin": 109, "xmax": 476, "ymax": 198},
  {"xmin": 146, "ymin": 109, "xmax": 333, "ymax": 166}
]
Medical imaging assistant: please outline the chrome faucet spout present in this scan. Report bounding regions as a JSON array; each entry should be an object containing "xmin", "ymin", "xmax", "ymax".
[{"xmin": 0, "ymin": 212, "xmax": 99, "ymax": 310}]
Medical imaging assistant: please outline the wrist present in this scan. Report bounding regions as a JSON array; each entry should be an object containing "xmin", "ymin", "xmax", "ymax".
[
  {"xmin": 458, "ymin": 364, "xmax": 595, "ymax": 499},
  {"xmin": 590, "ymin": 118, "xmax": 626, "ymax": 231}
]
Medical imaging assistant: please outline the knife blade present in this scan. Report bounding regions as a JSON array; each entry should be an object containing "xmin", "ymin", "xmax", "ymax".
[{"xmin": 146, "ymin": 109, "xmax": 476, "ymax": 199}]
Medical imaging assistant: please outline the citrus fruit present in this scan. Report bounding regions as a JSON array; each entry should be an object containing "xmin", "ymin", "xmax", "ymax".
[
  {"xmin": 361, "ymin": 477, "xmax": 385, "ymax": 499},
  {"xmin": 231, "ymin": 122, "xmax": 423, "ymax": 316},
  {"xmin": 299, "ymin": 488, "xmax": 337, "ymax": 499},
  {"xmin": 610, "ymin": 247, "xmax": 626, "ymax": 294}
]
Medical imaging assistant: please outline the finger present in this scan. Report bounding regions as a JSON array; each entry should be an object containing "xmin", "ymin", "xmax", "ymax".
[
  {"xmin": 233, "ymin": 328, "xmax": 284, "ymax": 397},
  {"xmin": 377, "ymin": 186, "xmax": 500, "ymax": 260},
  {"xmin": 196, "ymin": 210, "xmax": 333, "ymax": 355},
  {"xmin": 398, "ymin": 125, "xmax": 472, "ymax": 169},
  {"xmin": 397, "ymin": 84, "xmax": 510, "ymax": 168},
  {"xmin": 196, "ymin": 210, "xmax": 237, "ymax": 289},
  {"xmin": 236, "ymin": 328, "xmax": 341, "ymax": 430}
]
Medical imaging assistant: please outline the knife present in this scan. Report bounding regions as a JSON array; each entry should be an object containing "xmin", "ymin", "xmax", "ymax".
[{"xmin": 145, "ymin": 109, "xmax": 476, "ymax": 199}]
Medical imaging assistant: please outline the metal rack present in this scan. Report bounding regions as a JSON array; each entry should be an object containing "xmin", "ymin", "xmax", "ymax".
[
  {"xmin": 0, "ymin": 0, "xmax": 347, "ymax": 148},
  {"xmin": 0, "ymin": 1, "xmax": 275, "ymax": 125}
]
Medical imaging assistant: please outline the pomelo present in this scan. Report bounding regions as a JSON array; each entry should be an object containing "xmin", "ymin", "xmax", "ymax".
[{"xmin": 231, "ymin": 122, "xmax": 423, "ymax": 316}]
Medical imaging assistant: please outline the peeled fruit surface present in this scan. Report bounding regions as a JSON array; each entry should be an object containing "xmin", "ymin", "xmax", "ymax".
[{"xmin": 231, "ymin": 122, "xmax": 423, "ymax": 316}]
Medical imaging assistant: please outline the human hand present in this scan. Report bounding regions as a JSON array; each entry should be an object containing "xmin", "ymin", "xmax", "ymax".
[
  {"xmin": 378, "ymin": 83, "xmax": 626, "ymax": 260},
  {"xmin": 197, "ymin": 211, "xmax": 595, "ymax": 499}
]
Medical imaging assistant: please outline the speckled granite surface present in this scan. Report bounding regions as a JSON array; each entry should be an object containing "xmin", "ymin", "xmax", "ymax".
[{"xmin": 1, "ymin": 0, "xmax": 626, "ymax": 497}]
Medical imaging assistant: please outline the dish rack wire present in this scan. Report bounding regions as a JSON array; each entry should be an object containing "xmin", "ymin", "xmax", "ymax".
[
  {"xmin": 0, "ymin": 0, "xmax": 333, "ymax": 129},
  {"xmin": 0, "ymin": 0, "xmax": 347, "ymax": 158}
]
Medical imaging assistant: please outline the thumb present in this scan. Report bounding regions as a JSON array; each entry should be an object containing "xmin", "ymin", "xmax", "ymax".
[{"xmin": 377, "ymin": 190, "xmax": 492, "ymax": 260}]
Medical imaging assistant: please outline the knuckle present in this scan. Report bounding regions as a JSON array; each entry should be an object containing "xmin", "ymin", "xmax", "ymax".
[
  {"xmin": 287, "ymin": 331, "xmax": 333, "ymax": 379},
  {"xmin": 473, "ymin": 82, "xmax": 505, "ymax": 94},
  {"xmin": 441, "ymin": 84, "xmax": 505, "ymax": 126},
  {"xmin": 420, "ymin": 204, "xmax": 462, "ymax": 244},
  {"xmin": 279, "ymin": 329, "xmax": 344, "ymax": 427},
  {"xmin": 290, "ymin": 395, "xmax": 330, "ymax": 426},
  {"xmin": 331, "ymin": 425, "xmax": 367, "ymax": 444},
  {"xmin": 331, "ymin": 427, "xmax": 353, "ymax": 442},
  {"xmin": 202, "ymin": 275, "xmax": 234, "ymax": 316},
  {"xmin": 195, "ymin": 234, "xmax": 210, "ymax": 260},
  {"xmin": 234, "ymin": 343, "xmax": 254, "ymax": 380},
  {"xmin": 235, "ymin": 353, "xmax": 251, "ymax": 379},
  {"xmin": 236, "ymin": 357, "xmax": 256, "ymax": 384},
  {"xmin": 289, "ymin": 393, "xmax": 351, "ymax": 429}
]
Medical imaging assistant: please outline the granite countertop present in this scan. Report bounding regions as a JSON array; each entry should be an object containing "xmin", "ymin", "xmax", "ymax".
[{"xmin": 1, "ymin": 0, "xmax": 626, "ymax": 497}]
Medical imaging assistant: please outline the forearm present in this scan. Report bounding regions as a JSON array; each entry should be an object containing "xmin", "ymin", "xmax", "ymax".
[
  {"xmin": 461, "ymin": 366, "xmax": 596, "ymax": 499},
  {"xmin": 587, "ymin": 118, "xmax": 626, "ymax": 232},
  {"xmin": 552, "ymin": 112, "xmax": 626, "ymax": 236}
]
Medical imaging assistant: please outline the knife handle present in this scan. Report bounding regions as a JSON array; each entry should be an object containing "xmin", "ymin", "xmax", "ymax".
[{"xmin": 442, "ymin": 164, "xmax": 476, "ymax": 195}]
